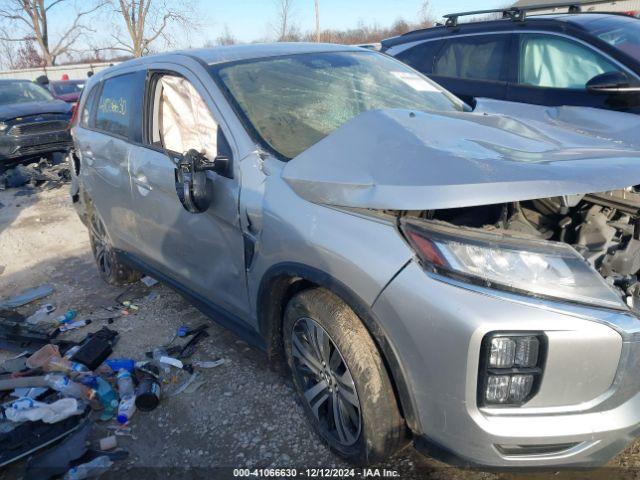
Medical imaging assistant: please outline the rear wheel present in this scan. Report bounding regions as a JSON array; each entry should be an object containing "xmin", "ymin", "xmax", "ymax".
[
  {"xmin": 88, "ymin": 207, "xmax": 140, "ymax": 285},
  {"xmin": 284, "ymin": 288, "xmax": 406, "ymax": 464}
]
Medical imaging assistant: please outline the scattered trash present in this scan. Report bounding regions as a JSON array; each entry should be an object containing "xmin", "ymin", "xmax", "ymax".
[
  {"xmin": 193, "ymin": 359, "xmax": 225, "ymax": 369},
  {"xmin": 0, "ymin": 284, "xmax": 54, "ymax": 309},
  {"xmin": 69, "ymin": 328, "xmax": 117, "ymax": 371},
  {"xmin": 24, "ymin": 417, "xmax": 91, "ymax": 480},
  {"xmin": 105, "ymin": 358, "xmax": 134, "ymax": 373},
  {"xmin": 140, "ymin": 276, "xmax": 158, "ymax": 287},
  {"xmin": 116, "ymin": 394, "xmax": 136, "ymax": 425},
  {"xmin": 135, "ymin": 364, "xmax": 161, "ymax": 412},
  {"xmin": 183, "ymin": 378, "xmax": 206, "ymax": 395},
  {"xmin": 159, "ymin": 355, "xmax": 183, "ymax": 370},
  {"xmin": 6, "ymin": 397, "xmax": 83, "ymax": 424},
  {"xmin": 171, "ymin": 372, "xmax": 200, "ymax": 397},
  {"xmin": 26, "ymin": 304, "xmax": 56, "ymax": 325},
  {"xmin": 0, "ymin": 157, "xmax": 71, "ymax": 192},
  {"xmin": 98, "ymin": 435, "xmax": 117, "ymax": 451},
  {"xmin": 55, "ymin": 309, "xmax": 77, "ymax": 324},
  {"xmin": 64, "ymin": 455, "xmax": 113, "ymax": 480},
  {"xmin": 58, "ymin": 319, "xmax": 91, "ymax": 333},
  {"xmin": 26, "ymin": 344, "xmax": 61, "ymax": 369}
]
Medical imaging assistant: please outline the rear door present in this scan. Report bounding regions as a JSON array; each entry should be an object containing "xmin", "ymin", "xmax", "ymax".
[
  {"xmin": 508, "ymin": 32, "xmax": 640, "ymax": 112},
  {"xmin": 73, "ymin": 71, "xmax": 145, "ymax": 252},
  {"xmin": 427, "ymin": 33, "xmax": 511, "ymax": 104}
]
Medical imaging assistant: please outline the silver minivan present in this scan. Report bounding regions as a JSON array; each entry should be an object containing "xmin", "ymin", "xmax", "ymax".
[{"xmin": 70, "ymin": 43, "xmax": 640, "ymax": 468}]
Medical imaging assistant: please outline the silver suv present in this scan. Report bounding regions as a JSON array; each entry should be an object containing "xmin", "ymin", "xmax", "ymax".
[{"xmin": 69, "ymin": 43, "xmax": 640, "ymax": 468}]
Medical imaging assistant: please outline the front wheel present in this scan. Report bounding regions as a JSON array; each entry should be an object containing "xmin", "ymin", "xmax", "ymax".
[{"xmin": 283, "ymin": 288, "xmax": 406, "ymax": 464}]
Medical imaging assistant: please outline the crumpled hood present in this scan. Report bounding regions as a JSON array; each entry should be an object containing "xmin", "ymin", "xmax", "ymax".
[
  {"xmin": 282, "ymin": 106, "xmax": 640, "ymax": 210},
  {"xmin": 0, "ymin": 100, "xmax": 71, "ymax": 121}
]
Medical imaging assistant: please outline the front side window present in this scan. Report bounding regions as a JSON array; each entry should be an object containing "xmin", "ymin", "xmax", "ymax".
[
  {"xmin": 518, "ymin": 34, "xmax": 620, "ymax": 89},
  {"xmin": 95, "ymin": 74, "xmax": 136, "ymax": 138},
  {"xmin": 212, "ymin": 50, "xmax": 465, "ymax": 159},
  {"xmin": 80, "ymin": 85, "xmax": 98, "ymax": 128},
  {"xmin": 0, "ymin": 81, "xmax": 53, "ymax": 105},
  {"xmin": 433, "ymin": 35, "xmax": 510, "ymax": 81},
  {"xmin": 151, "ymin": 74, "xmax": 219, "ymax": 160}
]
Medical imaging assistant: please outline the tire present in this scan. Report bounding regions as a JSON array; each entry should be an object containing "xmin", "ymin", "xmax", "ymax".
[
  {"xmin": 87, "ymin": 204, "xmax": 141, "ymax": 285},
  {"xmin": 283, "ymin": 287, "xmax": 406, "ymax": 464}
]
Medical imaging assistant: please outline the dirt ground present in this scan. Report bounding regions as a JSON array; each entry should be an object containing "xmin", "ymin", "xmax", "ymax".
[{"xmin": 0, "ymin": 184, "xmax": 639, "ymax": 480}]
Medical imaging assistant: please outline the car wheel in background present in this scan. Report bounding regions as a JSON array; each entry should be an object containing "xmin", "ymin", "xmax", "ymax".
[{"xmin": 283, "ymin": 287, "xmax": 407, "ymax": 464}]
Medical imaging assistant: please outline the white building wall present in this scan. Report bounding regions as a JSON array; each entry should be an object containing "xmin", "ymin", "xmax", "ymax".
[
  {"xmin": 531, "ymin": 0, "xmax": 640, "ymax": 15},
  {"xmin": 0, "ymin": 62, "xmax": 119, "ymax": 81}
]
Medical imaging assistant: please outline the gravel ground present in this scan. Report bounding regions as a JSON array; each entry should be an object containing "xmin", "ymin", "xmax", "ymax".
[{"xmin": 0, "ymin": 184, "xmax": 638, "ymax": 480}]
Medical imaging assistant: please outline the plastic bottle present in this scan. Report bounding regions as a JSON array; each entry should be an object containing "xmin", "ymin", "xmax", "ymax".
[
  {"xmin": 45, "ymin": 357, "xmax": 91, "ymax": 376},
  {"xmin": 95, "ymin": 377, "xmax": 119, "ymax": 421},
  {"xmin": 44, "ymin": 373, "xmax": 96, "ymax": 400},
  {"xmin": 117, "ymin": 394, "xmax": 136, "ymax": 424},
  {"xmin": 116, "ymin": 369, "xmax": 135, "ymax": 397},
  {"xmin": 26, "ymin": 304, "xmax": 56, "ymax": 325},
  {"xmin": 63, "ymin": 456, "xmax": 113, "ymax": 480},
  {"xmin": 58, "ymin": 319, "xmax": 91, "ymax": 333}
]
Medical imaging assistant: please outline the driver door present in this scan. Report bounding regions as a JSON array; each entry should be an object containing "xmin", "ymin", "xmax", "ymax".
[{"xmin": 128, "ymin": 66, "xmax": 250, "ymax": 320}]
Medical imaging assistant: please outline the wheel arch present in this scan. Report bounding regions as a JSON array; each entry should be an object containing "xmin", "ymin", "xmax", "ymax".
[{"xmin": 257, "ymin": 262, "xmax": 420, "ymax": 433}]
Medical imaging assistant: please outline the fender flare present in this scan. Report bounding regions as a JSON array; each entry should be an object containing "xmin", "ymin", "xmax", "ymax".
[{"xmin": 257, "ymin": 262, "xmax": 420, "ymax": 433}]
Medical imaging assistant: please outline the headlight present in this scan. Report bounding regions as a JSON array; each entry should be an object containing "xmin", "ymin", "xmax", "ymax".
[
  {"xmin": 401, "ymin": 218, "xmax": 626, "ymax": 310},
  {"xmin": 0, "ymin": 122, "xmax": 7, "ymax": 133},
  {"xmin": 480, "ymin": 333, "xmax": 545, "ymax": 406}
]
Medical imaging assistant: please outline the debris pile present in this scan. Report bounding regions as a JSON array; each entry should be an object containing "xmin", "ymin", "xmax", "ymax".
[
  {"xmin": 0, "ymin": 156, "xmax": 71, "ymax": 191},
  {"xmin": 0, "ymin": 276, "xmax": 224, "ymax": 478}
]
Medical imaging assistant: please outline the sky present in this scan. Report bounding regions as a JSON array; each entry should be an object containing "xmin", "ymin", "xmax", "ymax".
[
  {"xmin": 41, "ymin": 0, "xmax": 509, "ymax": 58},
  {"xmin": 188, "ymin": 0, "xmax": 507, "ymax": 44}
]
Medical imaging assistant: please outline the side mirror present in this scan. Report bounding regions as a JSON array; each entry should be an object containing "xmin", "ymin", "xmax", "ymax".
[
  {"xmin": 586, "ymin": 71, "xmax": 637, "ymax": 94},
  {"xmin": 172, "ymin": 149, "xmax": 215, "ymax": 214}
]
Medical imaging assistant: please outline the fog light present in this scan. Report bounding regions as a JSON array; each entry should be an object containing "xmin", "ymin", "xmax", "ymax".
[
  {"xmin": 481, "ymin": 332, "xmax": 545, "ymax": 407},
  {"xmin": 489, "ymin": 337, "xmax": 515, "ymax": 368},
  {"xmin": 515, "ymin": 336, "xmax": 539, "ymax": 367},
  {"xmin": 508, "ymin": 374, "xmax": 534, "ymax": 402},
  {"xmin": 485, "ymin": 375, "xmax": 510, "ymax": 403}
]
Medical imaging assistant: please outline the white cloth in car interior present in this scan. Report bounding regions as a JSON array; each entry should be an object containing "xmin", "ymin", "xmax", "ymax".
[
  {"xmin": 160, "ymin": 75, "xmax": 218, "ymax": 159},
  {"xmin": 519, "ymin": 36, "xmax": 615, "ymax": 89}
]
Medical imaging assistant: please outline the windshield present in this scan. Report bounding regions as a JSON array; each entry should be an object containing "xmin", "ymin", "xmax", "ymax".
[
  {"xmin": 51, "ymin": 81, "xmax": 84, "ymax": 95},
  {"xmin": 590, "ymin": 17, "xmax": 640, "ymax": 62},
  {"xmin": 0, "ymin": 81, "xmax": 54, "ymax": 105},
  {"xmin": 212, "ymin": 50, "xmax": 466, "ymax": 159}
]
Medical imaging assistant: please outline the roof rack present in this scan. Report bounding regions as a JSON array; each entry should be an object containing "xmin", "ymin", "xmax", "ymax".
[{"xmin": 443, "ymin": 0, "xmax": 606, "ymax": 27}]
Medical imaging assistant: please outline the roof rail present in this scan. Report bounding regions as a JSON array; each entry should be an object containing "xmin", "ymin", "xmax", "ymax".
[{"xmin": 443, "ymin": 0, "xmax": 606, "ymax": 27}]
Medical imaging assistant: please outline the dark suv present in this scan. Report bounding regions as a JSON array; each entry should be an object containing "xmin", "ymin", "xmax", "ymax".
[{"xmin": 382, "ymin": 8, "xmax": 640, "ymax": 113}]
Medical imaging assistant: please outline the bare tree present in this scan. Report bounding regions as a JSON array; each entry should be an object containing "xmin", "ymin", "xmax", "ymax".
[
  {"xmin": 417, "ymin": 1, "xmax": 434, "ymax": 28},
  {"xmin": 314, "ymin": 0, "xmax": 320, "ymax": 42},
  {"xmin": 0, "ymin": 26, "xmax": 18, "ymax": 69},
  {"xmin": 214, "ymin": 24, "xmax": 236, "ymax": 46},
  {"xmin": 109, "ymin": 0, "xmax": 197, "ymax": 57},
  {"xmin": 273, "ymin": 0, "xmax": 296, "ymax": 41},
  {"xmin": 0, "ymin": 0, "xmax": 105, "ymax": 66}
]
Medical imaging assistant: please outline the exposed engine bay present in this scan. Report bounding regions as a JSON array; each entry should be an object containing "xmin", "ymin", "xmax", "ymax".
[{"xmin": 410, "ymin": 188, "xmax": 640, "ymax": 309}]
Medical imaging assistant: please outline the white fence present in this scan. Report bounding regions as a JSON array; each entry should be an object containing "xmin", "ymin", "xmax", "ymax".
[{"xmin": 0, "ymin": 62, "xmax": 119, "ymax": 81}]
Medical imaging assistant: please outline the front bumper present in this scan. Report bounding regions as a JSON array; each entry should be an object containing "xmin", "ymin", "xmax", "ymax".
[
  {"xmin": 0, "ymin": 130, "xmax": 72, "ymax": 162},
  {"xmin": 373, "ymin": 260, "xmax": 640, "ymax": 468}
]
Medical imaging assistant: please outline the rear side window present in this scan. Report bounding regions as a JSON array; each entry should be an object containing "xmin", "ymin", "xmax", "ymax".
[
  {"xmin": 80, "ymin": 85, "xmax": 98, "ymax": 128},
  {"xmin": 394, "ymin": 40, "xmax": 445, "ymax": 74},
  {"xmin": 433, "ymin": 35, "xmax": 510, "ymax": 81},
  {"xmin": 518, "ymin": 34, "xmax": 621, "ymax": 89},
  {"xmin": 95, "ymin": 74, "xmax": 136, "ymax": 138}
]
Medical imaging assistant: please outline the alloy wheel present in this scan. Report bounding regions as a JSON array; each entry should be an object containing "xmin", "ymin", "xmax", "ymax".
[
  {"xmin": 89, "ymin": 212, "xmax": 113, "ymax": 278},
  {"xmin": 291, "ymin": 317, "xmax": 362, "ymax": 446}
]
